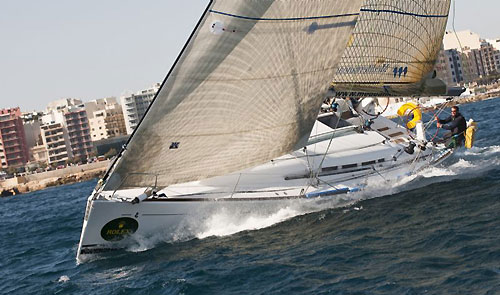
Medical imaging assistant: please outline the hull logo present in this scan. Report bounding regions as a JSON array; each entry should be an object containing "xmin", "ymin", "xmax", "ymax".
[{"xmin": 100, "ymin": 217, "xmax": 139, "ymax": 241}]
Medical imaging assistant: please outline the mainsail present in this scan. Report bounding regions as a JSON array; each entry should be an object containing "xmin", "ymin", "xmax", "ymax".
[
  {"xmin": 104, "ymin": 0, "xmax": 363, "ymax": 190},
  {"xmin": 331, "ymin": 0, "xmax": 452, "ymax": 97}
]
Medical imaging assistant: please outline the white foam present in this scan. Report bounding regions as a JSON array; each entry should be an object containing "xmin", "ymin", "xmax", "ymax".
[
  {"xmin": 460, "ymin": 145, "xmax": 500, "ymax": 156},
  {"xmin": 58, "ymin": 275, "xmax": 70, "ymax": 283},
  {"xmin": 450, "ymin": 158, "xmax": 475, "ymax": 169},
  {"xmin": 114, "ymin": 145, "xmax": 500, "ymax": 253},
  {"xmin": 195, "ymin": 206, "xmax": 301, "ymax": 239},
  {"xmin": 484, "ymin": 145, "xmax": 500, "ymax": 156}
]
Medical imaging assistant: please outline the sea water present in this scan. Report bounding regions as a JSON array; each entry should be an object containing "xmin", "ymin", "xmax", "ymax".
[{"xmin": 1, "ymin": 98, "xmax": 499, "ymax": 294}]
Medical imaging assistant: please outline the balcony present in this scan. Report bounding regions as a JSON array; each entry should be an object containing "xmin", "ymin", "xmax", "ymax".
[
  {"xmin": 2, "ymin": 137, "xmax": 20, "ymax": 142},
  {"xmin": 3, "ymin": 142, "xmax": 20, "ymax": 148},
  {"xmin": 6, "ymin": 154, "xmax": 24, "ymax": 161},
  {"xmin": 0, "ymin": 123, "xmax": 16, "ymax": 129},
  {"xmin": 5, "ymin": 148, "xmax": 22, "ymax": 154}
]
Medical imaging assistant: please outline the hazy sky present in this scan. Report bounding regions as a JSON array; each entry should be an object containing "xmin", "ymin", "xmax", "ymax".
[{"xmin": 1, "ymin": 0, "xmax": 499, "ymax": 111}]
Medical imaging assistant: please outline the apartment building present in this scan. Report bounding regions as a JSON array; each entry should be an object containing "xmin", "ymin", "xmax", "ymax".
[
  {"xmin": 478, "ymin": 40, "xmax": 500, "ymax": 75},
  {"xmin": 121, "ymin": 83, "xmax": 160, "ymax": 134},
  {"xmin": 64, "ymin": 106, "xmax": 94, "ymax": 160},
  {"xmin": 40, "ymin": 122, "xmax": 71, "ymax": 166},
  {"xmin": 435, "ymin": 48, "xmax": 465, "ymax": 85},
  {"xmin": 440, "ymin": 30, "xmax": 500, "ymax": 85},
  {"xmin": 0, "ymin": 108, "xmax": 29, "ymax": 169},
  {"xmin": 86, "ymin": 97, "xmax": 127, "ymax": 141}
]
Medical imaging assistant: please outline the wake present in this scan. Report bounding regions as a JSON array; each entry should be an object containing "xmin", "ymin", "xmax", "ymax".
[{"xmin": 121, "ymin": 145, "xmax": 500, "ymax": 255}]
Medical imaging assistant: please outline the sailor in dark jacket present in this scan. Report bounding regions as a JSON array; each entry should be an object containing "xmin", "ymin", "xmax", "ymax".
[{"xmin": 435, "ymin": 106, "xmax": 467, "ymax": 146}]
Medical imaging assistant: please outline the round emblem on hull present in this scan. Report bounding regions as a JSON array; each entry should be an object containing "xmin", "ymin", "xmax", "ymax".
[{"xmin": 100, "ymin": 217, "xmax": 139, "ymax": 241}]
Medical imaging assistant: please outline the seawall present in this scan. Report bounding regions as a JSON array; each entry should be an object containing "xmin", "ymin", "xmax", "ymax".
[{"xmin": 0, "ymin": 161, "xmax": 110, "ymax": 196}]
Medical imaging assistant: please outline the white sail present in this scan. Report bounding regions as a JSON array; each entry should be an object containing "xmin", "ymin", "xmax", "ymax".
[
  {"xmin": 331, "ymin": 0, "xmax": 451, "ymax": 97},
  {"xmin": 104, "ymin": 0, "xmax": 363, "ymax": 190}
]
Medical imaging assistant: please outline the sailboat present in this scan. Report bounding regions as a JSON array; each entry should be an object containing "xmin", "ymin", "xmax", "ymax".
[
  {"xmin": 330, "ymin": 0, "xmax": 462, "ymax": 98},
  {"xmin": 77, "ymin": 0, "xmax": 458, "ymax": 261}
]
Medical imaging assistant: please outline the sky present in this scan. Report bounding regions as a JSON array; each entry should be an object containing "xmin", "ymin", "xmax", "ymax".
[{"xmin": 1, "ymin": 0, "xmax": 499, "ymax": 111}]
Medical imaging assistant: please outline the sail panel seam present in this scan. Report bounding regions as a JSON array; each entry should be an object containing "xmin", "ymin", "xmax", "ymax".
[
  {"xmin": 209, "ymin": 9, "xmax": 360, "ymax": 21},
  {"xmin": 360, "ymin": 8, "xmax": 448, "ymax": 18}
]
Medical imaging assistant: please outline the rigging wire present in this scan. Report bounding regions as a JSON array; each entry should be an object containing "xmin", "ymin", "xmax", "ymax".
[
  {"xmin": 315, "ymin": 110, "xmax": 343, "ymax": 177},
  {"xmin": 451, "ymin": 0, "xmax": 473, "ymax": 85}
]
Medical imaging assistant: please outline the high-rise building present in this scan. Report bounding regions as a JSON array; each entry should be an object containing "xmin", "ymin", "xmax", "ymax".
[
  {"xmin": 477, "ymin": 40, "xmax": 500, "ymax": 75},
  {"xmin": 64, "ymin": 106, "xmax": 94, "ymax": 161},
  {"xmin": 40, "ymin": 122, "xmax": 71, "ymax": 166},
  {"xmin": 0, "ymin": 108, "xmax": 29, "ymax": 169},
  {"xmin": 41, "ymin": 98, "xmax": 95, "ymax": 162},
  {"xmin": 439, "ymin": 31, "xmax": 500, "ymax": 85},
  {"xmin": 121, "ymin": 83, "xmax": 160, "ymax": 134},
  {"xmin": 435, "ymin": 48, "xmax": 465, "ymax": 85}
]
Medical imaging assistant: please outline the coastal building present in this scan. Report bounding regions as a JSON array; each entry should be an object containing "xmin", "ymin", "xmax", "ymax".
[
  {"xmin": 478, "ymin": 40, "xmax": 500, "ymax": 75},
  {"xmin": 41, "ymin": 109, "xmax": 66, "ymax": 126},
  {"xmin": 30, "ymin": 144, "xmax": 48, "ymax": 164},
  {"xmin": 443, "ymin": 30, "xmax": 481, "ymax": 52},
  {"xmin": 40, "ymin": 122, "xmax": 71, "ymax": 166},
  {"xmin": 86, "ymin": 97, "xmax": 127, "ymax": 141},
  {"xmin": 435, "ymin": 48, "xmax": 465, "ymax": 85},
  {"xmin": 0, "ymin": 108, "xmax": 29, "ymax": 169},
  {"xmin": 21, "ymin": 112, "xmax": 43, "ymax": 161},
  {"xmin": 121, "ymin": 83, "xmax": 160, "ymax": 134},
  {"xmin": 64, "ymin": 106, "xmax": 95, "ymax": 161},
  {"xmin": 84, "ymin": 97, "xmax": 117, "ymax": 118},
  {"xmin": 41, "ymin": 98, "xmax": 95, "ymax": 162},
  {"xmin": 441, "ymin": 31, "xmax": 500, "ymax": 84},
  {"xmin": 46, "ymin": 98, "xmax": 83, "ymax": 113}
]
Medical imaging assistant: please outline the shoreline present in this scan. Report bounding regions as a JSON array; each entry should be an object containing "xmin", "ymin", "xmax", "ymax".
[{"xmin": 0, "ymin": 161, "xmax": 109, "ymax": 197}]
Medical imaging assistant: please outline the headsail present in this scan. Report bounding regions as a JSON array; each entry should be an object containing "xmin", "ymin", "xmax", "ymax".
[
  {"xmin": 331, "ymin": 0, "xmax": 452, "ymax": 97},
  {"xmin": 103, "ymin": 0, "xmax": 363, "ymax": 190}
]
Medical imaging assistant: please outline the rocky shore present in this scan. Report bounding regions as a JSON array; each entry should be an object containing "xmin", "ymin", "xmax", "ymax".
[
  {"xmin": 0, "ymin": 161, "xmax": 109, "ymax": 197},
  {"xmin": 454, "ymin": 90, "xmax": 500, "ymax": 105}
]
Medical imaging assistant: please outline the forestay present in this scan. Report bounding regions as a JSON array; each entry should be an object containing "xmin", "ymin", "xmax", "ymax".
[
  {"xmin": 331, "ymin": 0, "xmax": 452, "ymax": 97},
  {"xmin": 104, "ymin": 0, "xmax": 363, "ymax": 190}
]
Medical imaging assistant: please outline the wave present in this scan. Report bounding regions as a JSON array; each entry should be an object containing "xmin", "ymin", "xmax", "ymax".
[{"xmin": 117, "ymin": 144, "xmax": 500, "ymax": 256}]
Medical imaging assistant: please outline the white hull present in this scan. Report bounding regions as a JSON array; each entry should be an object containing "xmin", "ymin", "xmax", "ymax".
[{"xmin": 77, "ymin": 115, "xmax": 452, "ymax": 261}]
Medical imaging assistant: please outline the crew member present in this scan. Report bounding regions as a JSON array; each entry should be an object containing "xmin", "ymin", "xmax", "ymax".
[{"xmin": 435, "ymin": 106, "xmax": 467, "ymax": 146}]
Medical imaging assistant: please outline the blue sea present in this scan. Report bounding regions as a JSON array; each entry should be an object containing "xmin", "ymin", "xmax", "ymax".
[{"xmin": 1, "ymin": 98, "xmax": 499, "ymax": 295}]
